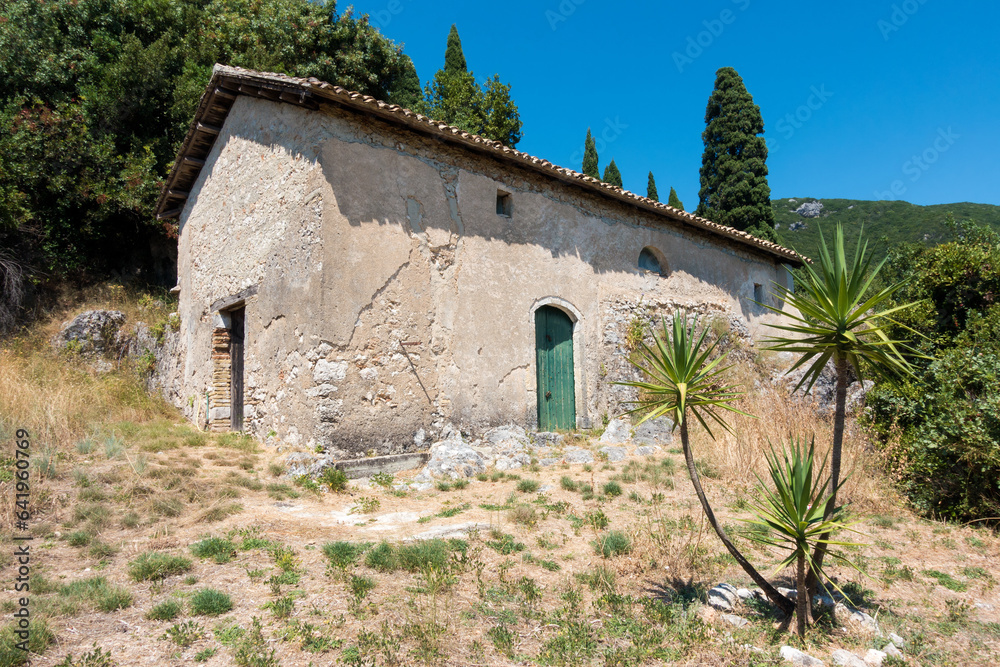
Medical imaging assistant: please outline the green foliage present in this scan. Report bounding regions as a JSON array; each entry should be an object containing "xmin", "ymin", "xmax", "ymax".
[
  {"xmin": 516, "ymin": 478, "xmax": 540, "ymax": 493},
  {"xmin": 319, "ymin": 466, "xmax": 349, "ymax": 493},
  {"xmin": 190, "ymin": 588, "xmax": 233, "ymax": 616},
  {"xmin": 602, "ymin": 480, "xmax": 623, "ymax": 497},
  {"xmin": 128, "ymin": 551, "xmax": 193, "ymax": 581},
  {"xmin": 323, "ymin": 541, "xmax": 371, "ymax": 570},
  {"xmin": 59, "ymin": 577, "xmax": 133, "ymax": 612},
  {"xmin": 162, "ymin": 620, "xmax": 206, "ymax": 647},
  {"xmin": 646, "ymin": 172, "xmax": 658, "ymax": 201},
  {"xmin": 191, "ymin": 536, "xmax": 235, "ymax": 563},
  {"xmin": 602, "ymin": 159, "xmax": 623, "ymax": 188},
  {"xmin": 0, "ymin": 0, "xmax": 413, "ymax": 281},
  {"xmin": 422, "ymin": 25, "xmax": 522, "ymax": 147},
  {"xmin": 146, "ymin": 599, "xmax": 182, "ymax": 621},
  {"xmin": 615, "ymin": 311, "xmax": 748, "ymax": 432},
  {"xmin": 773, "ymin": 198, "xmax": 1000, "ymax": 263},
  {"xmin": 53, "ymin": 644, "xmax": 116, "ymax": 667},
  {"xmin": 582, "ymin": 128, "xmax": 599, "ymax": 179},
  {"xmin": 0, "ymin": 619, "xmax": 54, "ymax": 665},
  {"xmin": 868, "ymin": 219, "xmax": 1000, "ymax": 523},
  {"xmin": 593, "ymin": 531, "xmax": 632, "ymax": 558},
  {"xmin": 696, "ymin": 67, "xmax": 774, "ymax": 236},
  {"xmin": 667, "ymin": 187, "xmax": 684, "ymax": 211}
]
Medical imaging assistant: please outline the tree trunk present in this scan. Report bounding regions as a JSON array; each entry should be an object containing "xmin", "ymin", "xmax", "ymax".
[
  {"xmin": 804, "ymin": 355, "xmax": 849, "ymax": 602},
  {"xmin": 679, "ymin": 420, "xmax": 795, "ymax": 617},
  {"xmin": 796, "ymin": 551, "xmax": 807, "ymax": 637}
]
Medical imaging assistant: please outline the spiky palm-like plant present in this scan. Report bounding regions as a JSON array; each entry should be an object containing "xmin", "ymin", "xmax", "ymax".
[
  {"xmin": 745, "ymin": 437, "xmax": 861, "ymax": 636},
  {"xmin": 616, "ymin": 311, "xmax": 795, "ymax": 616},
  {"xmin": 762, "ymin": 224, "xmax": 921, "ymax": 595}
]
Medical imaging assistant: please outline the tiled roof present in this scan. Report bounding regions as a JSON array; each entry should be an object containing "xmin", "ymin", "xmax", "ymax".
[{"xmin": 157, "ymin": 64, "xmax": 804, "ymax": 267}]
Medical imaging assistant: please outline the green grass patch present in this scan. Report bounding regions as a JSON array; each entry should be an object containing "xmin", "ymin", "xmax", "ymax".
[
  {"xmin": 191, "ymin": 536, "xmax": 236, "ymax": 563},
  {"xmin": 190, "ymin": 588, "xmax": 233, "ymax": 616},
  {"xmin": 128, "ymin": 551, "xmax": 193, "ymax": 581},
  {"xmin": 593, "ymin": 531, "xmax": 632, "ymax": 558},
  {"xmin": 146, "ymin": 599, "xmax": 182, "ymax": 621},
  {"xmin": 59, "ymin": 577, "xmax": 133, "ymax": 612}
]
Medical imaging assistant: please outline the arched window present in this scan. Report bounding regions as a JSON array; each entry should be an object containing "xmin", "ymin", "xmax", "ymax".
[{"xmin": 638, "ymin": 247, "xmax": 666, "ymax": 275}]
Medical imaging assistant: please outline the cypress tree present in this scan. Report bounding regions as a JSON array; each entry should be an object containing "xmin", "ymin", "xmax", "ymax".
[
  {"xmin": 582, "ymin": 129, "xmax": 599, "ymax": 179},
  {"xmin": 603, "ymin": 159, "xmax": 623, "ymax": 188},
  {"xmin": 695, "ymin": 67, "xmax": 775, "ymax": 238},
  {"xmin": 667, "ymin": 187, "xmax": 684, "ymax": 211},
  {"xmin": 444, "ymin": 24, "xmax": 467, "ymax": 75},
  {"xmin": 646, "ymin": 172, "xmax": 659, "ymax": 201},
  {"xmin": 389, "ymin": 55, "xmax": 423, "ymax": 111},
  {"xmin": 424, "ymin": 25, "xmax": 522, "ymax": 147}
]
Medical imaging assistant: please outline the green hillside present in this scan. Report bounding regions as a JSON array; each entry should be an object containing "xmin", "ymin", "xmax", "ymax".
[{"xmin": 771, "ymin": 198, "xmax": 1000, "ymax": 261}]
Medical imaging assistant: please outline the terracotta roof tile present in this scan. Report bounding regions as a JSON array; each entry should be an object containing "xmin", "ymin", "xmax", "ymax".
[{"xmin": 156, "ymin": 64, "xmax": 804, "ymax": 266}]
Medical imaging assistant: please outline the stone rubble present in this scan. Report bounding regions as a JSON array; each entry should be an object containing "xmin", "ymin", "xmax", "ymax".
[
  {"xmin": 780, "ymin": 645, "xmax": 825, "ymax": 666},
  {"xmin": 831, "ymin": 649, "xmax": 868, "ymax": 667},
  {"xmin": 708, "ymin": 583, "xmax": 740, "ymax": 612}
]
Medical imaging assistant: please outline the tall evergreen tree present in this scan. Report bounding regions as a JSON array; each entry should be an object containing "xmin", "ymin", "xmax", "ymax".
[
  {"xmin": 695, "ymin": 67, "xmax": 775, "ymax": 240},
  {"xmin": 668, "ymin": 187, "xmax": 685, "ymax": 211},
  {"xmin": 444, "ymin": 24, "xmax": 467, "ymax": 75},
  {"xmin": 603, "ymin": 159, "xmax": 623, "ymax": 188},
  {"xmin": 582, "ymin": 129, "xmax": 599, "ymax": 179},
  {"xmin": 646, "ymin": 172, "xmax": 659, "ymax": 201},
  {"xmin": 389, "ymin": 55, "xmax": 422, "ymax": 110},
  {"xmin": 423, "ymin": 25, "xmax": 522, "ymax": 147}
]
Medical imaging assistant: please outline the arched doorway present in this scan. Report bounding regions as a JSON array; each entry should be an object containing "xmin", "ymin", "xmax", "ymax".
[{"xmin": 535, "ymin": 306, "xmax": 576, "ymax": 430}]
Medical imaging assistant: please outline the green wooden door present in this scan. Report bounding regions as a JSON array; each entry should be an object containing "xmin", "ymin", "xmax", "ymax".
[{"xmin": 535, "ymin": 306, "xmax": 576, "ymax": 430}]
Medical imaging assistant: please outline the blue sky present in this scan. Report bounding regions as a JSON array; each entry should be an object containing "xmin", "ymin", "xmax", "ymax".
[{"xmin": 346, "ymin": 0, "xmax": 999, "ymax": 207}]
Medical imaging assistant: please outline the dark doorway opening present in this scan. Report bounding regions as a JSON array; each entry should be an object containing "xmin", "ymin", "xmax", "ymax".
[{"xmin": 229, "ymin": 307, "xmax": 245, "ymax": 431}]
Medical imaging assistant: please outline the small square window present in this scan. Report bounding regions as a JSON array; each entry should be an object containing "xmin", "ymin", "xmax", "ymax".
[{"xmin": 496, "ymin": 190, "xmax": 513, "ymax": 217}]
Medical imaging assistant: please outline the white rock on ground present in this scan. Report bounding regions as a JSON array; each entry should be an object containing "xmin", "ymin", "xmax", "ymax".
[
  {"xmin": 599, "ymin": 446, "xmax": 627, "ymax": 462},
  {"xmin": 708, "ymin": 583, "xmax": 739, "ymax": 612},
  {"xmin": 780, "ymin": 645, "xmax": 825, "ymax": 666},
  {"xmin": 887, "ymin": 633, "xmax": 905, "ymax": 648},
  {"xmin": 882, "ymin": 643, "xmax": 903, "ymax": 659},
  {"xmin": 633, "ymin": 416, "xmax": 675, "ymax": 445},
  {"xmin": 598, "ymin": 417, "xmax": 632, "ymax": 443},
  {"xmin": 563, "ymin": 448, "xmax": 594, "ymax": 464},
  {"xmin": 863, "ymin": 649, "xmax": 886, "ymax": 666},
  {"xmin": 721, "ymin": 613, "xmax": 748, "ymax": 628},
  {"xmin": 831, "ymin": 649, "xmax": 868, "ymax": 667}
]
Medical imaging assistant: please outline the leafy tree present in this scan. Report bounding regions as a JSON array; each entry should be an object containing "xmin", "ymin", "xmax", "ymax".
[
  {"xmin": 602, "ymin": 159, "xmax": 623, "ymax": 188},
  {"xmin": 582, "ymin": 129, "xmax": 599, "ymax": 179},
  {"xmin": 616, "ymin": 312, "xmax": 796, "ymax": 616},
  {"xmin": 868, "ymin": 219, "xmax": 1000, "ymax": 523},
  {"xmin": 0, "ymin": 0, "xmax": 414, "ymax": 287},
  {"xmin": 668, "ymin": 187, "xmax": 684, "ymax": 211},
  {"xmin": 696, "ymin": 67, "xmax": 775, "ymax": 239},
  {"xmin": 646, "ymin": 172, "xmax": 659, "ymax": 201},
  {"xmin": 422, "ymin": 25, "xmax": 522, "ymax": 147},
  {"xmin": 762, "ymin": 224, "xmax": 921, "ymax": 601}
]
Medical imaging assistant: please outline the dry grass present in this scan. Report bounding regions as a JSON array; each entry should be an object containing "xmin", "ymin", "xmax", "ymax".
[{"xmin": 0, "ymin": 288, "xmax": 997, "ymax": 666}]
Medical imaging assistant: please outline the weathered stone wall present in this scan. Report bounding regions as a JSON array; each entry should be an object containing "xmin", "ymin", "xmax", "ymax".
[{"xmin": 169, "ymin": 96, "xmax": 795, "ymax": 457}]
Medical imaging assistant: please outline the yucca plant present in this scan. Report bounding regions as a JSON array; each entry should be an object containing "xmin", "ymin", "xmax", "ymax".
[
  {"xmin": 615, "ymin": 311, "xmax": 795, "ymax": 615},
  {"xmin": 762, "ymin": 224, "xmax": 921, "ymax": 594},
  {"xmin": 744, "ymin": 437, "xmax": 861, "ymax": 636}
]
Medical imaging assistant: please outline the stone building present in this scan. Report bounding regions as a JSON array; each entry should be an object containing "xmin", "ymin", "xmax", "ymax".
[{"xmin": 155, "ymin": 65, "xmax": 802, "ymax": 459}]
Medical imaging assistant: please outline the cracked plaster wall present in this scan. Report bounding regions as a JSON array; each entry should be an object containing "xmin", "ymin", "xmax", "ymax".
[{"xmin": 169, "ymin": 96, "xmax": 794, "ymax": 457}]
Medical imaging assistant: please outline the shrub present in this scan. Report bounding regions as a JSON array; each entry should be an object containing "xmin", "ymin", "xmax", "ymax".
[
  {"xmin": 602, "ymin": 481, "xmax": 623, "ymax": 497},
  {"xmin": 129, "ymin": 552, "xmax": 193, "ymax": 581},
  {"xmin": 364, "ymin": 542, "xmax": 398, "ymax": 572},
  {"xmin": 147, "ymin": 600, "xmax": 182, "ymax": 621},
  {"xmin": 67, "ymin": 531, "xmax": 92, "ymax": 547},
  {"xmin": 593, "ymin": 531, "xmax": 632, "ymax": 558},
  {"xmin": 190, "ymin": 589, "xmax": 233, "ymax": 616},
  {"xmin": 319, "ymin": 467, "xmax": 349, "ymax": 492},
  {"xmin": 323, "ymin": 541, "xmax": 370, "ymax": 569},
  {"xmin": 162, "ymin": 620, "xmax": 205, "ymax": 647},
  {"xmin": 516, "ymin": 479, "xmax": 540, "ymax": 493},
  {"xmin": 508, "ymin": 504, "xmax": 538, "ymax": 527},
  {"xmin": 559, "ymin": 476, "xmax": 579, "ymax": 492}
]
